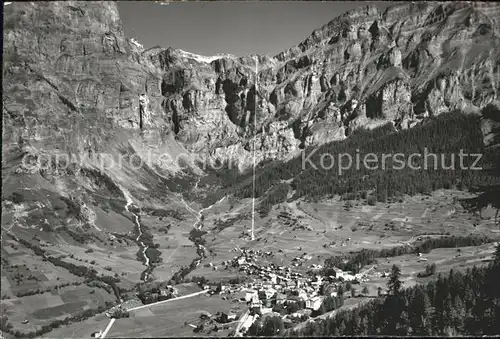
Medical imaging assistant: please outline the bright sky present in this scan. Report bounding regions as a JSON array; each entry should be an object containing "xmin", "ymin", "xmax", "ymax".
[{"xmin": 117, "ymin": 1, "xmax": 392, "ymax": 57}]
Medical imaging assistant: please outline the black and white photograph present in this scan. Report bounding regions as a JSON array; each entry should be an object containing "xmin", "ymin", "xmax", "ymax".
[{"xmin": 2, "ymin": 0, "xmax": 500, "ymax": 338}]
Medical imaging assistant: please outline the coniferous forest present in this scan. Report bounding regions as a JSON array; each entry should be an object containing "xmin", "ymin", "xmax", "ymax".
[{"xmin": 207, "ymin": 111, "xmax": 500, "ymax": 214}]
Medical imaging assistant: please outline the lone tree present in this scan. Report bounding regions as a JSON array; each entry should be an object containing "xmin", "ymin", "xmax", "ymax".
[
  {"xmin": 427, "ymin": 263, "xmax": 437, "ymax": 275},
  {"xmin": 377, "ymin": 286, "xmax": 383, "ymax": 296},
  {"xmin": 362, "ymin": 286, "xmax": 369, "ymax": 295},
  {"xmin": 387, "ymin": 264, "xmax": 403, "ymax": 295}
]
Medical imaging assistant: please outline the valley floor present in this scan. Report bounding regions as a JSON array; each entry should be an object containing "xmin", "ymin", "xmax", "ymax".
[{"xmin": 1, "ymin": 189, "xmax": 498, "ymax": 337}]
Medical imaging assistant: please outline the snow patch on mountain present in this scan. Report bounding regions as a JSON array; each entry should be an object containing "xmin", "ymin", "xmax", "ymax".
[
  {"xmin": 130, "ymin": 38, "xmax": 144, "ymax": 50},
  {"xmin": 177, "ymin": 49, "xmax": 237, "ymax": 63}
]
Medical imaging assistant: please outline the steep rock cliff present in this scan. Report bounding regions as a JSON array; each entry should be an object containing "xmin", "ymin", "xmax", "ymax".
[{"xmin": 3, "ymin": 1, "xmax": 500, "ymax": 176}]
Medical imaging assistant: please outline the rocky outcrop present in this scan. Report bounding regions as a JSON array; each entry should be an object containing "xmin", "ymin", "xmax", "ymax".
[
  {"xmin": 480, "ymin": 101, "xmax": 500, "ymax": 147},
  {"xmin": 3, "ymin": 1, "xmax": 500, "ymax": 175},
  {"xmin": 265, "ymin": 1, "xmax": 500, "ymax": 142},
  {"xmin": 3, "ymin": 1, "xmax": 167, "ymax": 160}
]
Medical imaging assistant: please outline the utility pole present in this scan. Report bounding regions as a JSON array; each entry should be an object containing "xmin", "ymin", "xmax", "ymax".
[{"xmin": 251, "ymin": 56, "xmax": 258, "ymax": 241}]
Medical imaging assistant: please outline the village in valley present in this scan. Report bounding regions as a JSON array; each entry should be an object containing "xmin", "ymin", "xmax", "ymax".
[
  {"xmin": 2, "ymin": 181, "xmax": 497, "ymax": 339},
  {"xmin": 2, "ymin": 0, "xmax": 500, "ymax": 338},
  {"xmin": 90, "ymin": 189, "xmax": 498, "ymax": 338},
  {"xmin": 102, "ymin": 245, "xmax": 366, "ymax": 337}
]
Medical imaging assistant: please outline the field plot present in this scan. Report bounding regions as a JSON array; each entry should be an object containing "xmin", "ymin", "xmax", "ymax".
[
  {"xmin": 186, "ymin": 267, "xmax": 244, "ymax": 282},
  {"xmin": 152, "ymin": 245, "xmax": 198, "ymax": 281},
  {"xmin": 189, "ymin": 189, "xmax": 498, "ymax": 284},
  {"xmin": 141, "ymin": 214, "xmax": 199, "ymax": 281},
  {"xmin": 40, "ymin": 313, "xmax": 111, "ymax": 338},
  {"xmin": 0, "ymin": 285, "xmax": 115, "ymax": 333},
  {"xmin": 92, "ymin": 206, "xmax": 136, "ymax": 233},
  {"xmin": 297, "ymin": 190, "xmax": 497, "ymax": 249},
  {"xmin": 173, "ymin": 282, "xmax": 202, "ymax": 296},
  {"xmin": 1, "ymin": 247, "xmax": 84, "ymax": 297},
  {"xmin": 107, "ymin": 294, "xmax": 237, "ymax": 338},
  {"xmin": 358, "ymin": 242, "xmax": 497, "ymax": 295},
  {"xmin": 46, "ymin": 243, "xmax": 146, "ymax": 289}
]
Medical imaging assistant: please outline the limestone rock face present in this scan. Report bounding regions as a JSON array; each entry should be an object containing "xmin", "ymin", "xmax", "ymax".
[
  {"xmin": 3, "ymin": 1, "xmax": 500, "ymax": 173},
  {"xmin": 363, "ymin": 78, "xmax": 413, "ymax": 121},
  {"xmin": 3, "ymin": 1, "xmax": 167, "ymax": 161}
]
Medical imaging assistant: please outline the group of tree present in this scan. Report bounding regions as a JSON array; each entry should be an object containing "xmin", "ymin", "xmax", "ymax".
[
  {"xmin": 136, "ymin": 281, "xmax": 175, "ymax": 304},
  {"xmin": 286, "ymin": 244, "xmax": 500, "ymax": 336},
  {"xmin": 247, "ymin": 315, "xmax": 285, "ymax": 336},
  {"xmin": 15, "ymin": 281, "xmax": 82, "ymax": 297},
  {"xmin": 461, "ymin": 184, "xmax": 500, "ymax": 227},
  {"xmin": 189, "ymin": 228, "xmax": 207, "ymax": 246},
  {"xmin": 149, "ymin": 208, "xmax": 185, "ymax": 221},
  {"xmin": 132, "ymin": 223, "xmax": 153, "ymax": 247},
  {"xmin": 168, "ymin": 247, "xmax": 208, "ymax": 285},
  {"xmin": 108, "ymin": 308, "xmax": 130, "ymax": 319},
  {"xmin": 134, "ymin": 246, "xmax": 162, "ymax": 265},
  {"xmin": 60, "ymin": 226, "xmax": 96, "ymax": 244},
  {"xmin": 311, "ymin": 295, "xmax": 345, "ymax": 317},
  {"xmin": 417, "ymin": 263, "xmax": 437, "ymax": 278},
  {"xmin": 272, "ymin": 300, "xmax": 306, "ymax": 316},
  {"xmin": 191, "ymin": 275, "xmax": 209, "ymax": 286},
  {"xmin": 258, "ymin": 183, "xmax": 290, "ymax": 217}
]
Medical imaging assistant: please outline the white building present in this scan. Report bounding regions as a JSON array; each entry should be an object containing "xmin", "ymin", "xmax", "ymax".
[
  {"xmin": 306, "ymin": 296, "xmax": 324, "ymax": 311},
  {"xmin": 245, "ymin": 290, "xmax": 258, "ymax": 302},
  {"xmin": 298, "ymin": 289, "xmax": 308, "ymax": 300},
  {"xmin": 333, "ymin": 267, "xmax": 356, "ymax": 281},
  {"xmin": 91, "ymin": 330, "xmax": 103, "ymax": 338},
  {"xmin": 261, "ymin": 307, "xmax": 272, "ymax": 315}
]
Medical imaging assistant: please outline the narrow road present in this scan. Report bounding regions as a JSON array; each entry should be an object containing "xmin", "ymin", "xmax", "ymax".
[
  {"xmin": 99, "ymin": 290, "xmax": 209, "ymax": 338},
  {"xmin": 99, "ymin": 318, "xmax": 116, "ymax": 339},
  {"xmin": 127, "ymin": 289, "xmax": 209, "ymax": 311},
  {"xmin": 233, "ymin": 310, "xmax": 251, "ymax": 336}
]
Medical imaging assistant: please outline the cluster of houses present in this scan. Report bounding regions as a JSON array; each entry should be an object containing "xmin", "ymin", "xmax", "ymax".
[
  {"xmin": 217, "ymin": 251, "xmax": 343, "ymax": 318},
  {"xmin": 276, "ymin": 210, "xmax": 313, "ymax": 231},
  {"xmin": 291, "ymin": 253, "xmax": 314, "ymax": 267},
  {"xmin": 209, "ymin": 252, "xmax": 351, "ymax": 336}
]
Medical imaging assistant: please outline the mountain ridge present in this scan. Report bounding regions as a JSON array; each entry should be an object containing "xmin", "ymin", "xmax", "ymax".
[{"xmin": 2, "ymin": 1, "xmax": 500, "ymax": 201}]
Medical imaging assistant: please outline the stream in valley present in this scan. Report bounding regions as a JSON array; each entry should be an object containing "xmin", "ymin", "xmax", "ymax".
[{"xmin": 121, "ymin": 188, "xmax": 151, "ymax": 281}]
